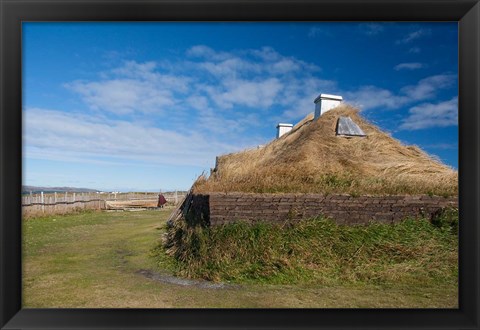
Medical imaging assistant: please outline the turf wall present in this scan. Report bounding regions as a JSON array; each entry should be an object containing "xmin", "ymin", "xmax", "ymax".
[{"xmin": 187, "ymin": 193, "xmax": 458, "ymax": 226}]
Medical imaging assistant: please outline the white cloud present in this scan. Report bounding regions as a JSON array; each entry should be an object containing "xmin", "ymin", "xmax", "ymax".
[
  {"xmin": 66, "ymin": 47, "xmax": 327, "ymax": 121},
  {"xmin": 23, "ymin": 108, "xmax": 242, "ymax": 167},
  {"xmin": 396, "ymin": 28, "xmax": 431, "ymax": 44},
  {"xmin": 111, "ymin": 61, "xmax": 158, "ymax": 80},
  {"xmin": 190, "ymin": 45, "xmax": 320, "ymax": 78},
  {"xmin": 408, "ymin": 47, "xmax": 421, "ymax": 53},
  {"xmin": 399, "ymin": 97, "xmax": 458, "ymax": 130},
  {"xmin": 253, "ymin": 47, "xmax": 321, "ymax": 74},
  {"xmin": 270, "ymin": 58, "xmax": 302, "ymax": 74},
  {"xmin": 400, "ymin": 74, "xmax": 456, "ymax": 101},
  {"xmin": 186, "ymin": 45, "xmax": 231, "ymax": 61},
  {"xmin": 344, "ymin": 86, "xmax": 407, "ymax": 110},
  {"xmin": 194, "ymin": 107, "xmax": 262, "ymax": 136},
  {"xmin": 345, "ymin": 74, "xmax": 456, "ymax": 111},
  {"xmin": 187, "ymin": 45, "xmax": 216, "ymax": 58},
  {"xmin": 197, "ymin": 57, "xmax": 262, "ymax": 78},
  {"xmin": 394, "ymin": 62, "xmax": 424, "ymax": 71},
  {"xmin": 204, "ymin": 78, "xmax": 283, "ymax": 109},
  {"xmin": 66, "ymin": 79, "xmax": 178, "ymax": 115},
  {"xmin": 66, "ymin": 60, "xmax": 192, "ymax": 115},
  {"xmin": 249, "ymin": 46, "xmax": 283, "ymax": 61},
  {"xmin": 186, "ymin": 94, "xmax": 210, "ymax": 111},
  {"xmin": 169, "ymin": 46, "xmax": 322, "ymax": 113}
]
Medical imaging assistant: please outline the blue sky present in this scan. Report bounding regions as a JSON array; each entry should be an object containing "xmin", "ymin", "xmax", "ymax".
[{"xmin": 23, "ymin": 22, "xmax": 458, "ymax": 192}]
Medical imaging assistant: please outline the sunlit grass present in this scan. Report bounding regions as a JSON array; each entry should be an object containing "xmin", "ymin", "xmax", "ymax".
[
  {"xmin": 24, "ymin": 209, "xmax": 458, "ymax": 308},
  {"xmin": 163, "ymin": 210, "xmax": 458, "ymax": 290}
]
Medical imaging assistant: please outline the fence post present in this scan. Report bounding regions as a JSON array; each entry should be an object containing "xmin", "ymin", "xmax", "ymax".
[
  {"xmin": 41, "ymin": 191, "xmax": 44, "ymax": 213},
  {"xmin": 175, "ymin": 190, "xmax": 178, "ymax": 204},
  {"xmin": 73, "ymin": 192, "xmax": 76, "ymax": 203}
]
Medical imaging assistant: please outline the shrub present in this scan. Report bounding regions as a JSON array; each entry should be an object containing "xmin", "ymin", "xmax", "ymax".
[{"xmin": 430, "ymin": 207, "xmax": 458, "ymax": 234}]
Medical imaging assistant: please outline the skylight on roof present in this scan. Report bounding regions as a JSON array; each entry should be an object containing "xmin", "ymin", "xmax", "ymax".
[{"xmin": 336, "ymin": 116, "xmax": 366, "ymax": 137}]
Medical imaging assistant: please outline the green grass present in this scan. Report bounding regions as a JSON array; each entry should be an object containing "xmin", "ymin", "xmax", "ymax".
[
  {"xmin": 24, "ymin": 209, "xmax": 458, "ymax": 308},
  {"xmin": 163, "ymin": 211, "xmax": 458, "ymax": 289}
]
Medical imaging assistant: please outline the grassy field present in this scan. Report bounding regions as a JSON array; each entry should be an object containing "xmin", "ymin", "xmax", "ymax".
[{"xmin": 23, "ymin": 209, "xmax": 458, "ymax": 308}]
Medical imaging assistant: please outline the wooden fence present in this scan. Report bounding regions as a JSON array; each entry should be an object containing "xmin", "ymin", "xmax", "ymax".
[
  {"xmin": 22, "ymin": 199, "xmax": 106, "ymax": 218},
  {"xmin": 22, "ymin": 191, "xmax": 187, "ymax": 218}
]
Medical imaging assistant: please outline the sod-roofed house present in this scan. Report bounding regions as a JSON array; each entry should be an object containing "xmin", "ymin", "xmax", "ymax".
[{"xmin": 173, "ymin": 94, "xmax": 458, "ymax": 227}]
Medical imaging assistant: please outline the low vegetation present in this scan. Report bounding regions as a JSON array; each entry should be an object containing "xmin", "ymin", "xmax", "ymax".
[
  {"xmin": 162, "ymin": 209, "xmax": 458, "ymax": 288},
  {"xmin": 194, "ymin": 105, "xmax": 457, "ymax": 196},
  {"xmin": 24, "ymin": 209, "xmax": 458, "ymax": 308}
]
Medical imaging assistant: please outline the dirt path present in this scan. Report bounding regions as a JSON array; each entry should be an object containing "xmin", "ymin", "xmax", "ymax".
[
  {"xmin": 22, "ymin": 209, "xmax": 458, "ymax": 308},
  {"xmin": 135, "ymin": 269, "xmax": 238, "ymax": 289}
]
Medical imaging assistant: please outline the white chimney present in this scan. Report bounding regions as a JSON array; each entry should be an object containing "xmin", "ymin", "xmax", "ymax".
[
  {"xmin": 314, "ymin": 93, "xmax": 343, "ymax": 119},
  {"xmin": 276, "ymin": 123, "xmax": 293, "ymax": 138}
]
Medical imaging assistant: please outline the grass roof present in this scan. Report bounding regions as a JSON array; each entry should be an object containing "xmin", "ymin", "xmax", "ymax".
[{"xmin": 194, "ymin": 105, "xmax": 457, "ymax": 196}]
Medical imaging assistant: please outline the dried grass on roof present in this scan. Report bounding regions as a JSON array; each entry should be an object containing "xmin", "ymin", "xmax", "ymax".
[{"xmin": 194, "ymin": 105, "xmax": 457, "ymax": 196}]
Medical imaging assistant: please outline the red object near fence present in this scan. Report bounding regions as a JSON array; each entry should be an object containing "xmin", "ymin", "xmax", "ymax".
[{"xmin": 158, "ymin": 194, "xmax": 167, "ymax": 208}]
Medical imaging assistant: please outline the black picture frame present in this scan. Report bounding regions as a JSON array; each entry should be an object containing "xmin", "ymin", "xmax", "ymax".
[{"xmin": 1, "ymin": 0, "xmax": 479, "ymax": 329}]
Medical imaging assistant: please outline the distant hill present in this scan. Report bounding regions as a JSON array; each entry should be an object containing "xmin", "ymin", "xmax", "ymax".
[
  {"xmin": 22, "ymin": 186, "xmax": 100, "ymax": 194},
  {"xmin": 194, "ymin": 104, "xmax": 457, "ymax": 196}
]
